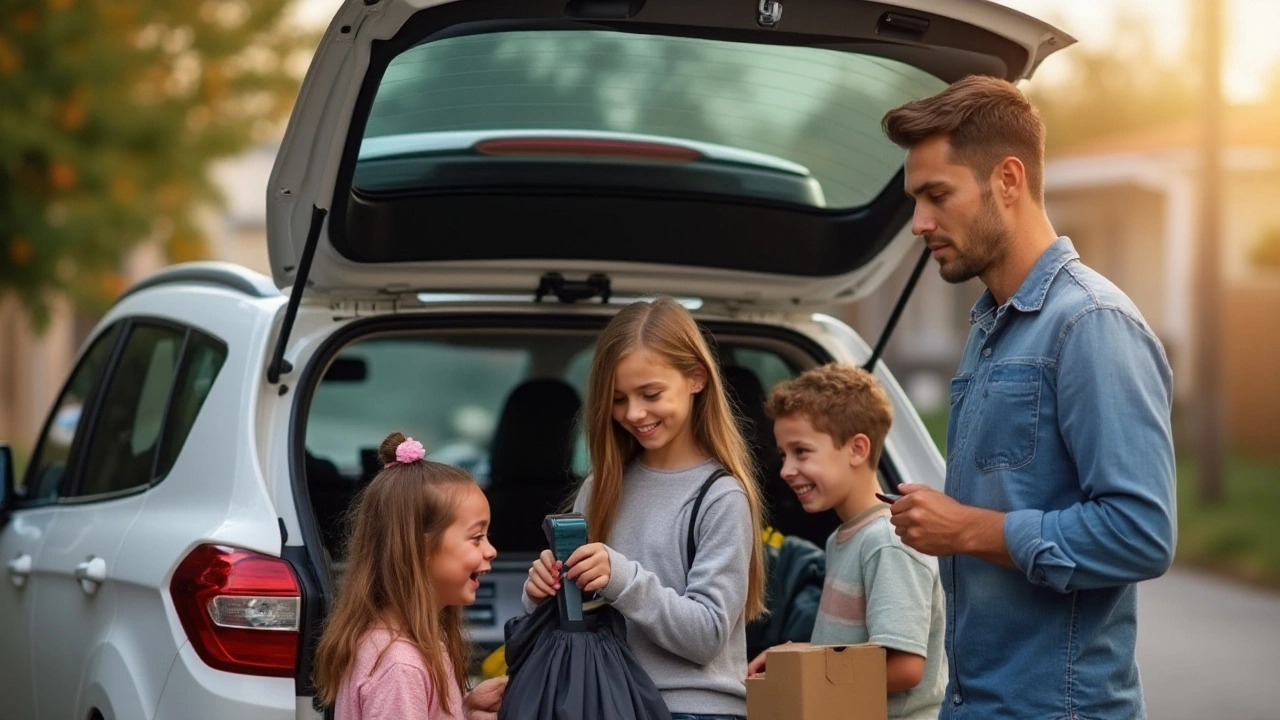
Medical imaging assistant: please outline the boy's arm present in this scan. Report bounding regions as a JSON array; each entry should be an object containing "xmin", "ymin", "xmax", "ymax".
[
  {"xmin": 863, "ymin": 544, "xmax": 937, "ymax": 694},
  {"xmin": 885, "ymin": 651, "xmax": 926, "ymax": 693}
]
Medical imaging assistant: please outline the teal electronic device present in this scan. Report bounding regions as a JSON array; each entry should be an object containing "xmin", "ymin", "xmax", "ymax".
[{"xmin": 542, "ymin": 513, "xmax": 589, "ymax": 631}]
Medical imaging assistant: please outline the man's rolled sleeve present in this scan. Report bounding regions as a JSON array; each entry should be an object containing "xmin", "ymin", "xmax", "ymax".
[
  {"xmin": 1004, "ymin": 508, "xmax": 1077, "ymax": 591},
  {"xmin": 1014, "ymin": 307, "xmax": 1176, "ymax": 592}
]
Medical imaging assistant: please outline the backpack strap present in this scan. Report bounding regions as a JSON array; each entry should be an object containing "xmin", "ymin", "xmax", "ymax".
[{"xmin": 686, "ymin": 468, "xmax": 731, "ymax": 571}]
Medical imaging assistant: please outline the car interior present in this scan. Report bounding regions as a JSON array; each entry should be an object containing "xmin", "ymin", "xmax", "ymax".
[{"xmin": 302, "ymin": 324, "xmax": 841, "ymax": 571}]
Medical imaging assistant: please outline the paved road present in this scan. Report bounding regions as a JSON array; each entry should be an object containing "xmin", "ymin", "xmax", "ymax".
[{"xmin": 1138, "ymin": 567, "xmax": 1280, "ymax": 720}]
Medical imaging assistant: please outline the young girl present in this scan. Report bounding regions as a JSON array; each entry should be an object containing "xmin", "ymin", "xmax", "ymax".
[
  {"xmin": 314, "ymin": 432, "xmax": 507, "ymax": 720},
  {"xmin": 524, "ymin": 297, "xmax": 767, "ymax": 720}
]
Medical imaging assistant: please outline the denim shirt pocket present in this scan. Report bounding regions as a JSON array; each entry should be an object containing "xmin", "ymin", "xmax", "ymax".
[
  {"xmin": 946, "ymin": 375, "xmax": 972, "ymax": 462},
  {"xmin": 973, "ymin": 360, "xmax": 1043, "ymax": 472}
]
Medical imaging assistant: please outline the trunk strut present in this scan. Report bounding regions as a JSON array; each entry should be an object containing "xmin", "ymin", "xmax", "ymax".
[
  {"xmin": 267, "ymin": 206, "xmax": 327, "ymax": 384},
  {"xmin": 864, "ymin": 245, "xmax": 930, "ymax": 372}
]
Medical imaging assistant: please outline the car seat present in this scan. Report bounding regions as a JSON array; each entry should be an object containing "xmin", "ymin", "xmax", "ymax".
[
  {"xmin": 720, "ymin": 365, "xmax": 836, "ymax": 547},
  {"xmin": 485, "ymin": 379, "xmax": 582, "ymax": 553},
  {"xmin": 306, "ymin": 450, "xmax": 355, "ymax": 554}
]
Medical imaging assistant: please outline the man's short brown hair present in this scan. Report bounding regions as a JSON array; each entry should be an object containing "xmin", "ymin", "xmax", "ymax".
[
  {"xmin": 882, "ymin": 75, "xmax": 1046, "ymax": 203},
  {"xmin": 766, "ymin": 363, "xmax": 893, "ymax": 466}
]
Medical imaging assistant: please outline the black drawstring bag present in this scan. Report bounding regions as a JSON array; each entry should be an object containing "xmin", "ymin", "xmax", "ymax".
[{"xmin": 497, "ymin": 596, "xmax": 672, "ymax": 720}]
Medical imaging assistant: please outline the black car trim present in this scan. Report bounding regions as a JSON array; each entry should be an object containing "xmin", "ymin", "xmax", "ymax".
[{"xmin": 18, "ymin": 322, "xmax": 125, "ymax": 509}]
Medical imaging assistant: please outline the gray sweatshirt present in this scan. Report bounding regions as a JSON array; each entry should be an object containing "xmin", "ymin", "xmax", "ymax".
[{"xmin": 522, "ymin": 458, "xmax": 754, "ymax": 715}]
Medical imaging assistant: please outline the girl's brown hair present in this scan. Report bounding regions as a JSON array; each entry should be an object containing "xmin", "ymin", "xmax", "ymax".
[
  {"xmin": 313, "ymin": 432, "xmax": 474, "ymax": 712},
  {"xmin": 582, "ymin": 297, "xmax": 766, "ymax": 620}
]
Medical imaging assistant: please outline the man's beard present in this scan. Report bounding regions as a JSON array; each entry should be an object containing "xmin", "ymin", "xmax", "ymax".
[{"xmin": 934, "ymin": 188, "xmax": 1010, "ymax": 285}]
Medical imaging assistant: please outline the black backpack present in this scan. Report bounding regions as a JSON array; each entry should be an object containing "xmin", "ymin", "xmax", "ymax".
[{"xmin": 685, "ymin": 467, "xmax": 824, "ymax": 658}]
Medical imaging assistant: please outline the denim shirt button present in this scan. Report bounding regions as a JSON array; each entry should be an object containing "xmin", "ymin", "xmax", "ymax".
[
  {"xmin": 982, "ymin": 347, "xmax": 992, "ymax": 357},
  {"xmin": 952, "ymin": 694, "xmax": 963, "ymax": 705}
]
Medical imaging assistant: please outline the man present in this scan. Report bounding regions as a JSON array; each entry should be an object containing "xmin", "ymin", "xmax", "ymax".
[{"xmin": 880, "ymin": 75, "xmax": 1176, "ymax": 720}]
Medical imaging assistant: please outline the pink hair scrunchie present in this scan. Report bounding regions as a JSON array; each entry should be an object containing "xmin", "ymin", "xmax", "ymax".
[{"xmin": 386, "ymin": 437, "xmax": 426, "ymax": 467}]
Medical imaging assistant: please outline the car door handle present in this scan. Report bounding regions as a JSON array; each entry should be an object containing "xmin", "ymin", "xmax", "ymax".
[
  {"xmin": 7, "ymin": 554, "xmax": 32, "ymax": 587},
  {"xmin": 74, "ymin": 556, "xmax": 107, "ymax": 594}
]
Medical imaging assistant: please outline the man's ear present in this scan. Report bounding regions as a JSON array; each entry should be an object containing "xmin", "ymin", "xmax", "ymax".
[
  {"xmin": 993, "ymin": 156, "xmax": 1026, "ymax": 205},
  {"xmin": 846, "ymin": 433, "xmax": 872, "ymax": 467}
]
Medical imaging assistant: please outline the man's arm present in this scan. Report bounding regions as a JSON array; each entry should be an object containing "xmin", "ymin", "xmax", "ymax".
[
  {"xmin": 1002, "ymin": 307, "xmax": 1176, "ymax": 592},
  {"xmin": 892, "ymin": 308, "xmax": 1176, "ymax": 591}
]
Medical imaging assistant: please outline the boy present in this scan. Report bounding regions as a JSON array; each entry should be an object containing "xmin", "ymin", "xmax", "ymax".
[{"xmin": 749, "ymin": 363, "xmax": 945, "ymax": 720}]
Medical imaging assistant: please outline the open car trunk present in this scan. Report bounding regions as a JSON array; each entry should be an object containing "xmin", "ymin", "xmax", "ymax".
[{"xmin": 268, "ymin": 0, "xmax": 1073, "ymax": 310}]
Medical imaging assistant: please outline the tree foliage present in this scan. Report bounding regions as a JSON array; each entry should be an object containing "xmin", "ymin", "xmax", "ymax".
[
  {"xmin": 1026, "ymin": 8, "xmax": 1200, "ymax": 155},
  {"xmin": 0, "ymin": 0, "xmax": 313, "ymax": 327},
  {"xmin": 1251, "ymin": 227, "xmax": 1280, "ymax": 271}
]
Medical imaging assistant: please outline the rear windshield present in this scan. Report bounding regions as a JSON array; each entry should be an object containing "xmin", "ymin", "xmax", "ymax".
[{"xmin": 358, "ymin": 29, "xmax": 946, "ymax": 209}]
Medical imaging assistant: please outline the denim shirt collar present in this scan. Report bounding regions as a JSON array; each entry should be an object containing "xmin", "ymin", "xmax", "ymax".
[{"xmin": 970, "ymin": 236, "xmax": 1079, "ymax": 330}]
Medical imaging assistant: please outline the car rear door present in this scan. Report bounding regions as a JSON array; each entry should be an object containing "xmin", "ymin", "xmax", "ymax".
[
  {"xmin": 28, "ymin": 320, "xmax": 188, "ymax": 720},
  {"xmin": 0, "ymin": 324, "xmax": 122, "ymax": 720}
]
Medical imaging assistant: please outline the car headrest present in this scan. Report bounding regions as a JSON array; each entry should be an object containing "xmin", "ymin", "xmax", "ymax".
[
  {"xmin": 489, "ymin": 378, "xmax": 582, "ymax": 487},
  {"xmin": 721, "ymin": 365, "xmax": 769, "ymax": 445}
]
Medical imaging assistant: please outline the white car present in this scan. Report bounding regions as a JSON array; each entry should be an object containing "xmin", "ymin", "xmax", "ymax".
[{"xmin": 0, "ymin": 1, "xmax": 1072, "ymax": 717}]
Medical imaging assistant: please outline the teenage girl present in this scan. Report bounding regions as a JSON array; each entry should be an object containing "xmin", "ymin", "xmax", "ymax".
[
  {"xmin": 315, "ymin": 432, "xmax": 507, "ymax": 720},
  {"xmin": 525, "ymin": 297, "xmax": 767, "ymax": 720}
]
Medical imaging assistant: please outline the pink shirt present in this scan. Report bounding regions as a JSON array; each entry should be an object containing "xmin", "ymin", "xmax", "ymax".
[{"xmin": 335, "ymin": 627, "xmax": 465, "ymax": 720}]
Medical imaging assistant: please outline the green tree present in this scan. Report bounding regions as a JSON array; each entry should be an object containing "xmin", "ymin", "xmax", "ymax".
[{"xmin": 0, "ymin": 0, "xmax": 313, "ymax": 328}]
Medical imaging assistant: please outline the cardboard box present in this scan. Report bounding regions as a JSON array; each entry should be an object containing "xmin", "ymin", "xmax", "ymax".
[{"xmin": 746, "ymin": 643, "xmax": 886, "ymax": 720}]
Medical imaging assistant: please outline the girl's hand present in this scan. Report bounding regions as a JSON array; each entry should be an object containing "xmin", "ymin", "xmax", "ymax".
[
  {"xmin": 564, "ymin": 542, "xmax": 611, "ymax": 593},
  {"xmin": 524, "ymin": 549, "xmax": 561, "ymax": 603},
  {"xmin": 463, "ymin": 675, "xmax": 508, "ymax": 720}
]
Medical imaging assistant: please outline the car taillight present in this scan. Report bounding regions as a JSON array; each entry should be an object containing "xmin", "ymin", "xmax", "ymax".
[{"xmin": 170, "ymin": 544, "xmax": 301, "ymax": 677}]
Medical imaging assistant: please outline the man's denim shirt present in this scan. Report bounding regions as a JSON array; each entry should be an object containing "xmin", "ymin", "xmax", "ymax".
[{"xmin": 941, "ymin": 238, "xmax": 1176, "ymax": 720}]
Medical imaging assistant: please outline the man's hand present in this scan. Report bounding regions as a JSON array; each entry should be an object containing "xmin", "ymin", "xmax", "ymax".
[
  {"xmin": 464, "ymin": 676, "xmax": 508, "ymax": 720},
  {"xmin": 889, "ymin": 483, "xmax": 1013, "ymax": 567}
]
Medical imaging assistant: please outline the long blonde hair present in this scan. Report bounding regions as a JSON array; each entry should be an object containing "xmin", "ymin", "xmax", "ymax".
[
  {"xmin": 313, "ymin": 432, "xmax": 472, "ymax": 711},
  {"xmin": 583, "ymin": 297, "xmax": 766, "ymax": 620}
]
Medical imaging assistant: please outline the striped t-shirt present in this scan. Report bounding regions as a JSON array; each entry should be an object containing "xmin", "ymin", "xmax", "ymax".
[{"xmin": 810, "ymin": 504, "xmax": 947, "ymax": 720}]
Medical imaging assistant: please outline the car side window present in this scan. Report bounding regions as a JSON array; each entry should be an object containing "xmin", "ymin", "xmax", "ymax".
[
  {"xmin": 74, "ymin": 323, "xmax": 186, "ymax": 498},
  {"xmin": 21, "ymin": 324, "xmax": 123, "ymax": 505},
  {"xmin": 154, "ymin": 331, "xmax": 227, "ymax": 479},
  {"xmin": 727, "ymin": 347, "xmax": 796, "ymax": 393}
]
